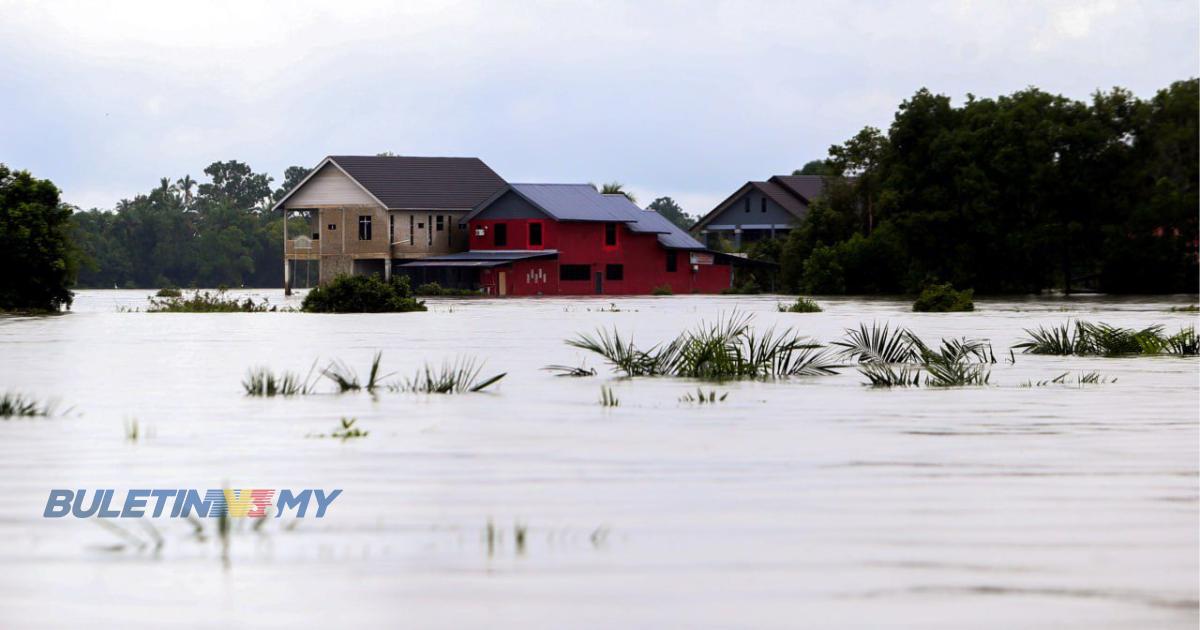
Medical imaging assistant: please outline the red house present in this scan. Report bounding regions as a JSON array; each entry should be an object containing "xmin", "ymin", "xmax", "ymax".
[{"xmin": 397, "ymin": 184, "xmax": 733, "ymax": 295}]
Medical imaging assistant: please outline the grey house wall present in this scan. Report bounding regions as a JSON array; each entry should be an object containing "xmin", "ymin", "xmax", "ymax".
[
  {"xmin": 472, "ymin": 190, "xmax": 549, "ymax": 220},
  {"xmin": 703, "ymin": 188, "xmax": 800, "ymax": 229}
]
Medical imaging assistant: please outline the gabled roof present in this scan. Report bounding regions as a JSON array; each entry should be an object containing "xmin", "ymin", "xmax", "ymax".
[
  {"xmin": 272, "ymin": 155, "xmax": 506, "ymax": 211},
  {"xmin": 769, "ymin": 175, "xmax": 830, "ymax": 204},
  {"xmin": 467, "ymin": 184, "xmax": 707, "ymax": 251},
  {"xmin": 753, "ymin": 181, "xmax": 809, "ymax": 216}
]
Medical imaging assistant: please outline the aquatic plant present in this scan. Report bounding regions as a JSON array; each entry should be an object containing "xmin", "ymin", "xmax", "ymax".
[
  {"xmin": 912, "ymin": 283, "xmax": 974, "ymax": 312},
  {"xmin": 567, "ymin": 312, "xmax": 841, "ymax": 379},
  {"xmin": 679, "ymin": 388, "xmax": 728, "ymax": 403},
  {"xmin": 301, "ymin": 274, "xmax": 426, "ymax": 313},
  {"xmin": 599, "ymin": 385, "xmax": 620, "ymax": 407},
  {"xmin": 859, "ymin": 363, "xmax": 922, "ymax": 387},
  {"xmin": 392, "ymin": 356, "xmax": 505, "ymax": 394},
  {"xmin": 154, "ymin": 287, "xmax": 182, "ymax": 298},
  {"xmin": 320, "ymin": 359, "xmax": 362, "ymax": 392},
  {"xmin": 242, "ymin": 363, "xmax": 317, "ymax": 396},
  {"xmin": 542, "ymin": 363, "xmax": 597, "ymax": 377},
  {"xmin": 1020, "ymin": 371, "xmax": 1117, "ymax": 387},
  {"xmin": 836, "ymin": 323, "xmax": 993, "ymax": 387},
  {"xmin": 1015, "ymin": 321, "xmax": 1197, "ymax": 356},
  {"xmin": 147, "ymin": 290, "xmax": 278, "ymax": 312},
  {"xmin": 0, "ymin": 392, "xmax": 55, "ymax": 418},
  {"xmin": 332, "ymin": 418, "xmax": 368, "ymax": 440},
  {"xmin": 777, "ymin": 296, "xmax": 822, "ymax": 313}
]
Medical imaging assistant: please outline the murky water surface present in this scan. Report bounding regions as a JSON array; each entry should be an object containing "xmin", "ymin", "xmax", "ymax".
[{"xmin": 0, "ymin": 291, "xmax": 1196, "ymax": 629}]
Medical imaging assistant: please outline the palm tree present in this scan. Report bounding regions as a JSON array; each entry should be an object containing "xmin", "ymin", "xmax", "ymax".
[
  {"xmin": 176, "ymin": 175, "xmax": 196, "ymax": 208},
  {"xmin": 597, "ymin": 181, "xmax": 636, "ymax": 203}
]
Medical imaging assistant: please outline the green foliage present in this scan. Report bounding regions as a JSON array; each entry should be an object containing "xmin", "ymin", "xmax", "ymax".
[
  {"xmin": 646, "ymin": 196, "xmax": 695, "ymax": 230},
  {"xmin": 794, "ymin": 160, "xmax": 834, "ymax": 176},
  {"xmin": 1015, "ymin": 321, "xmax": 1197, "ymax": 356},
  {"xmin": 912, "ymin": 283, "xmax": 974, "ymax": 312},
  {"xmin": 301, "ymin": 275, "xmax": 426, "ymax": 313},
  {"xmin": 678, "ymin": 388, "xmax": 728, "ymax": 403},
  {"xmin": 146, "ymin": 290, "xmax": 277, "ymax": 312},
  {"xmin": 651, "ymin": 284, "xmax": 673, "ymax": 296},
  {"xmin": 413, "ymin": 281, "xmax": 478, "ymax": 296},
  {"xmin": 392, "ymin": 356, "xmax": 505, "ymax": 393},
  {"xmin": 835, "ymin": 323, "xmax": 994, "ymax": 387},
  {"xmin": 594, "ymin": 182, "xmax": 635, "ymax": 202},
  {"xmin": 0, "ymin": 392, "xmax": 56, "ymax": 418},
  {"xmin": 243, "ymin": 364, "xmax": 317, "ymax": 396},
  {"xmin": 542, "ymin": 363, "xmax": 597, "ymax": 377},
  {"xmin": 0, "ymin": 164, "xmax": 75, "ymax": 311},
  {"xmin": 776, "ymin": 80, "xmax": 1199, "ymax": 295},
  {"xmin": 777, "ymin": 297, "xmax": 822, "ymax": 313},
  {"xmin": 154, "ymin": 287, "xmax": 182, "ymax": 298},
  {"xmin": 567, "ymin": 312, "xmax": 842, "ymax": 379}
]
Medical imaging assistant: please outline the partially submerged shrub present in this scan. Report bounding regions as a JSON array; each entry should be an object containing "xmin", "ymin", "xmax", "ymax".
[
  {"xmin": 777, "ymin": 297, "xmax": 822, "ymax": 313},
  {"xmin": 835, "ymin": 323, "xmax": 994, "ymax": 387},
  {"xmin": 651, "ymin": 284, "xmax": 673, "ymax": 296},
  {"xmin": 567, "ymin": 312, "xmax": 841, "ymax": 379},
  {"xmin": 147, "ymin": 290, "xmax": 277, "ymax": 312},
  {"xmin": 0, "ymin": 392, "xmax": 56, "ymax": 418},
  {"xmin": 414, "ymin": 281, "xmax": 479, "ymax": 297},
  {"xmin": 301, "ymin": 275, "xmax": 426, "ymax": 313},
  {"xmin": 1015, "ymin": 321, "xmax": 1197, "ymax": 356},
  {"xmin": 391, "ymin": 356, "xmax": 505, "ymax": 393},
  {"xmin": 912, "ymin": 283, "xmax": 974, "ymax": 312},
  {"xmin": 154, "ymin": 287, "xmax": 182, "ymax": 298}
]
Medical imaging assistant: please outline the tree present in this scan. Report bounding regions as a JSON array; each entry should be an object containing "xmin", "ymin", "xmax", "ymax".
[
  {"xmin": 176, "ymin": 175, "xmax": 197, "ymax": 209},
  {"xmin": 647, "ymin": 196, "xmax": 694, "ymax": 230},
  {"xmin": 793, "ymin": 160, "xmax": 833, "ymax": 176},
  {"xmin": 0, "ymin": 165, "xmax": 76, "ymax": 310},
  {"xmin": 198, "ymin": 160, "xmax": 273, "ymax": 212},
  {"xmin": 274, "ymin": 166, "xmax": 311, "ymax": 203},
  {"xmin": 596, "ymin": 181, "xmax": 636, "ymax": 202}
]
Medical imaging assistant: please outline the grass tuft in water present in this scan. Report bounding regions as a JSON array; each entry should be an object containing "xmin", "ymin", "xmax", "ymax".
[
  {"xmin": 568, "ymin": 311, "xmax": 841, "ymax": 379},
  {"xmin": 391, "ymin": 356, "xmax": 505, "ymax": 394},
  {"xmin": 679, "ymin": 388, "xmax": 728, "ymax": 403},
  {"xmin": 243, "ymin": 362, "xmax": 318, "ymax": 396},
  {"xmin": 0, "ymin": 392, "xmax": 55, "ymax": 418},
  {"xmin": 599, "ymin": 385, "xmax": 620, "ymax": 407},
  {"xmin": 1020, "ymin": 371, "xmax": 1117, "ymax": 387},
  {"xmin": 542, "ymin": 363, "xmax": 597, "ymax": 377}
]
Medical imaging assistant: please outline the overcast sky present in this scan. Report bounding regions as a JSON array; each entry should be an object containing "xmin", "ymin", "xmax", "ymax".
[{"xmin": 1, "ymin": 0, "xmax": 1196, "ymax": 215}]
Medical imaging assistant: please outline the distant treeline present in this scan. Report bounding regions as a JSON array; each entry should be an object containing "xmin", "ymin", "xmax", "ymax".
[
  {"xmin": 747, "ymin": 78, "xmax": 1198, "ymax": 294},
  {"xmin": 70, "ymin": 162, "xmax": 311, "ymax": 289}
]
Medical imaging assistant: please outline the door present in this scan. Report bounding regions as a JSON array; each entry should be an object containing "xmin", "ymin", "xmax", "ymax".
[
  {"xmin": 594, "ymin": 271, "xmax": 603, "ymax": 294},
  {"xmin": 498, "ymin": 271, "xmax": 508, "ymax": 296}
]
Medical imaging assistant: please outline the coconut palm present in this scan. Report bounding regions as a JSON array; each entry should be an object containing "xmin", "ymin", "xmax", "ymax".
[
  {"xmin": 176, "ymin": 175, "xmax": 196, "ymax": 208},
  {"xmin": 596, "ymin": 181, "xmax": 636, "ymax": 203}
]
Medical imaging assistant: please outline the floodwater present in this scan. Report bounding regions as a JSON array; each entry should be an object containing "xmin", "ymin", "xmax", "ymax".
[{"xmin": 0, "ymin": 290, "xmax": 1196, "ymax": 629}]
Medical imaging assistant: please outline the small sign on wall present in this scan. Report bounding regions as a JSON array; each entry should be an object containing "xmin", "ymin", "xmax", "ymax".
[
  {"xmin": 526, "ymin": 267, "xmax": 548, "ymax": 284},
  {"xmin": 689, "ymin": 252, "xmax": 714, "ymax": 265}
]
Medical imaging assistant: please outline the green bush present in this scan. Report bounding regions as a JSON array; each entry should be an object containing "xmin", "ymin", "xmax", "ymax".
[
  {"xmin": 155, "ymin": 287, "xmax": 182, "ymax": 298},
  {"xmin": 778, "ymin": 296, "xmax": 822, "ymax": 313},
  {"xmin": 651, "ymin": 284, "xmax": 673, "ymax": 296},
  {"xmin": 301, "ymin": 275, "xmax": 426, "ymax": 313},
  {"xmin": 147, "ymin": 289, "xmax": 277, "ymax": 312},
  {"xmin": 413, "ymin": 281, "xmax": 478, "ymax": 297},
  {"xmin": 912, "ymin": 283, "xmax": 974, "ymax": 312}
]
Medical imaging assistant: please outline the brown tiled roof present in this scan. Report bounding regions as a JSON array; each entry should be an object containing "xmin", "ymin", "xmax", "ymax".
[{"xmin": 329, "ymin": 155, "xmax": 506, "ymax": 210}]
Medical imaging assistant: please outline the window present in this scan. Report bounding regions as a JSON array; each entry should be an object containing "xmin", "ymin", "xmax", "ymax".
[
  {"xmin": 744, "ymin": 197, "xmax": 750, "ymax": 213},
  {"xmin": 327, "ymin": 223, "xmax": 337, "ymax": 231},
  {"xmin": 560, "ymin": 264, "xmax": 590, "ymax": 281},
  {"xmin": 389, "ymin": 214, "xmax": 395, "ymax": 243},
  {"xmin": 427, "ymin": 215, "xmax": 433, "ymax": 246},
  {"xmin": 605, "ymin": 264, "xmax": 623, "ymax": 281},
  {"xmin": 436, "ymin": 215, "xmax": 444, "ymax": 231},
  {"xmin": 604, "ymin": 222, "xmax": 618, "ymax": 247},
  {"xmin": 358, "ymin": 215, "xmax": 372, "ymax": 241},
  {"xmin": 761, "ymin": 198, "xmax": 767, "ymax": 213},
  {"xmin": 528, "ymin": 222, "xmax": 543, "ymax": 247},
  {"xmin": 494, "ymin": 223, "xmax": 508, "ymax": 246},
  {"xmin": 408, "ymin": 215, "xmax": 414, "ymax": 245},
  {"xmin": 666, "ymin": 251, "xmax": 677, "ymax": 272}
]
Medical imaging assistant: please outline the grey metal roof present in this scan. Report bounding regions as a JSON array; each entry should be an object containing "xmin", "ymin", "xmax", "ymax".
[
  {"xmin": 633, "ymin": 210, "xmax": 707, "ymax": 250},
  {"xmin": 327, "ymin": 155, "xmax": 506, "ymax": 210},
  {"xmin": 506, "ymin": 184, "xmax": 634, "ymax": 222}
]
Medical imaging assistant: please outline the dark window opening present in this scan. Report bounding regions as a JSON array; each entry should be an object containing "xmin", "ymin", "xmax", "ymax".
[
  {"xmin": 604, "ymin": 222, "xmax": 617, "ymax": 247},
  {"xmin": 389, "ymin": 214, "xmax": 395, "ymax": 243},
  {"xmin": 417, "ymin": 222, "xmax": 424, "ymax": 229},
  {"xmin": 427, "ymin": 215, "xmax": 432, "ymax": 246},
  {"xmin": 761, "ymin": 198, "xmax": 767, "ymax": 213},
  {"xmin": 744, "ymin": 197, "xmax": 750, "ymax": 213},
  {"xmin": 358, "ymin": 215, "xmax": 372, "ymax": 241},
  {"xmin": 605, "ymin": 264, "xmax": 623, "ymax": 281},
  {"xmin": 494, "ymin": 223, "xmax": 508, "ymax": 247},
  {"xmin": 408, "ymin": 215, "xmax": 414, "ymax": 245},
  {"xmin": 529, "ymin": 222, "xmax": 543, "ymax": 247},
  {"xmin": 560, "ymin": 264, "xmax": 590, "ymax": 281},
  {"xmin": 436, "ymin": 215, "xmax": 444, "ymax": 231},
  {"xmin": 666, "ymin": 251, "xmax": 677, "ymax": 272},
  {"xmin": 328, "ymin": 223, "xmax": 337, "ymax": 231}
]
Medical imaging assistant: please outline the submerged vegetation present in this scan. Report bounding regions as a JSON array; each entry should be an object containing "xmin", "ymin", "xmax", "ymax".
[
  {"xmin": 1020, "ymin": 371, "xmax": 1116, "ymax": 388},
  {"xmin": 651, "ymin": 284, "xmax": 674, "ymax": 296},
  {"xmin": 243, "ymin": 364, "xmax": 317, "ymax": 396},
  {"xmin": 301, "ymin": 275, "xmax": 425, "ymax": 313},
  {"xmin": 147, "ymin": 290, "xmax": 278, "ymax": 312},
  {"xmin": 911, "ymin": 283, "xmax": 974, "ymax": 312},
  {"xmin": 567, "ymin": 312, "xmax": 841, "ymax": 379},
  {"xmin": 679, "ymin": 389, "xmax": 729, "ymax": 404},
  {"xmin": 0, "ymin": 392, "xmax": 56, "ymax": 418},
  {"xmin": 836, "ymin": 323, "xmax": 994, "ymax": 387},
  {"xmin": 154, "ymin": 287, "xmax": 182, "ymax": 298},
  {"xmin": 414, "ymin": 281, "xmax": 479, "ymax": 297},
  {"xmin": 390, "ymin": 357, "xmax": 505, "ymax": 394},
  {"xmin": 1015, "ymin": 321, "xmax": 1197, "ymax": 356},
  {"xmin": 599, "ymin": 386, "xmax": 620, "ymax": 407},
  {"xmin": 777, "ymin": 297, "xmax": 822, "ymax": 313},
  {"xmin": 542, "ymin": 363, "xmax": 597, "ymax": 377}
]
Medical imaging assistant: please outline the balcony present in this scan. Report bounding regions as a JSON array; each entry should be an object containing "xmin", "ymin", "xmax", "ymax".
[{"xmin": 284, "ymin": 236, "xmax": 321, "ymax": 260}]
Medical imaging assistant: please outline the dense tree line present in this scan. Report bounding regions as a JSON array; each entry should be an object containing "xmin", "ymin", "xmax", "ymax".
[
  {"xmin": 763, "ymin": 79, "xmax": 1198, "ymax": 294},
  {"xmin": 71, "ymin": 161, "xmax": 310, "ymax": 288},
  {"xmin": 0, "ymin": 164, "xmax": 76, "ymax": 310}
]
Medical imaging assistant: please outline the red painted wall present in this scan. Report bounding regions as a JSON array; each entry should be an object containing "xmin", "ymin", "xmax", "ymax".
[{"xmin": 471, "ymin": 219, "xmax": 731, "ymax": 296}]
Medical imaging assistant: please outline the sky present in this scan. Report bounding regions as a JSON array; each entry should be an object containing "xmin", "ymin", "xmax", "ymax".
[{"xmin": 1, "ymin": 0, "xmax": 1197, "ymax": 216}]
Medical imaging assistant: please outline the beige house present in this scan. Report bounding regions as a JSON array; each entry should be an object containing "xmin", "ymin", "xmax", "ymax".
[{"xmin": 272, "ymin": 155, "xmax": 506, "ymax": 289}]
